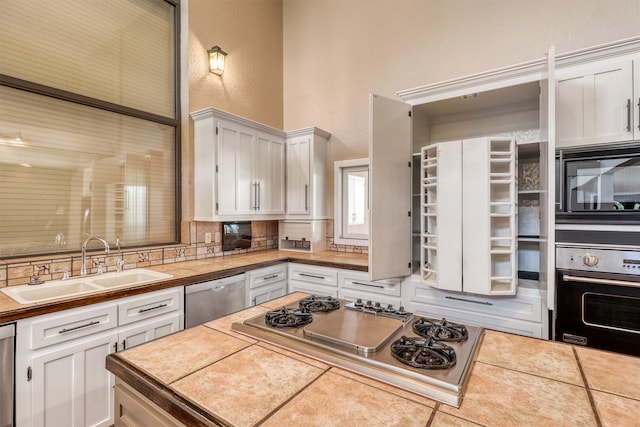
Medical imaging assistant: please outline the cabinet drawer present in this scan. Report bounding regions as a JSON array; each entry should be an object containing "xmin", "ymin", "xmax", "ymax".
[
  {"xmin": 339, "ymin": 270, "xmax": 401, "ymax": 297},
  {"xmin": 289, "ymin": 280, "xmax": 338, "ymax": 298},
  {"xmin": 408, "ymin": 283, "xmax": 542, "ymax": 322},
  {"xmin": 118, "ymin": 288, "xmax": 183, "ymax": 326},
  {"xmin": 288, "ymin": 263, "xmax": 338, "ymax": 287},
  {"xmin": 247, "ymin": 264, "xmax": 287, "ymax": 289},
  {"xmin": 26, "ymin": 302, "xmax": 118, "ymax": 350}
]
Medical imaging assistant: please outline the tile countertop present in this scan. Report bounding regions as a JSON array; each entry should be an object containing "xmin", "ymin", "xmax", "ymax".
[
  {"xmin": 0, "ymin": 250, "xmax": 367, "ymax": 323},
  {"xmin": 107, "ymin": 293, "xmax": 640, "ymax": 427}
]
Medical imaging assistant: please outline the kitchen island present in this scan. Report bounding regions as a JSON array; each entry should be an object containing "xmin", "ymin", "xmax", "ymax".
[{"xmin": 107, "ymin": 293, "xmax": 640, "ymax": 427}]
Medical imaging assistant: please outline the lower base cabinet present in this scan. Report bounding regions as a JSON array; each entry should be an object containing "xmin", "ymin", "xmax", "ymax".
[
  {"xmin": 114, "ymin": 380, "xmax": 184, "ymax": 427},
  {"xmin": 288, "ymin": 263, "xmax": 339, "ymax": 297},
  {"xmin": 16, "ymin": 287, "xmax": 184, "ymax": 427},
  {"xmin": 30, "ymin": 331, "xmax": 118, "ymax": 427},
  {"xmin": 401, "ymin": 275, "xmax": 546, "ymax": 338},
  {"xmin": 246, "ymin": 264, "xmax": 287, "ymax": 306}
]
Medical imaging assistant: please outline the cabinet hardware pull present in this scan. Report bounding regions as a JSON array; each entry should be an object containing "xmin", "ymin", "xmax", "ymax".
[
  {"xmin": 304, "ymin": 184, "xmax": 309, "ymax": 211},
  {"xmin": 627, "ymin": 98, "xmax": 632, "ymax": 132},
  {"xmin": 138, "ymin": 303, "xmax": 168, "ymax": 313},
  {"xmin": 637, "ymin": 98, "xmax": 640, "ymax": 131},
  {"xmin": 352, "ymin": 281, "xmax": 384, "ymax": 289},
  {"xmin": 300, "ymin": 273, "xmax": 325, "ymax": 280},
  {"xmin": 27, "ymin": 366, "xmax": 32, "ymax": 382},
  {"xmin": 445, "ymin": 296, "xmax": 493, "ymax": 306},
  {"xmin": 59, "ymin": 320, "xmax": 100, "ymax": 334},
  {"xmin": 122, "ymin": 340, "xmax": 126, "ymax": 350},
  {"xmin": 257, "ymin": 182, "xmax": 261, "ymax": 210},
  {"xmin": 114, "ymin": 342, "xmax": 118, "ymax": 352},
  {"xmin": 263, "ymin": 274, "xmax": 279, "ymax": 280}
]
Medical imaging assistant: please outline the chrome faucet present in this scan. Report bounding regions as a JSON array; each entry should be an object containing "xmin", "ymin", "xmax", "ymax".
[{"xmin": 80, "ymin": 236, "xmax": 110, "ymax": 276}]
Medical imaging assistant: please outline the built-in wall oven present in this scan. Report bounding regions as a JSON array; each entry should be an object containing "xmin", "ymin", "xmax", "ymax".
[
  {"xmin": 555, "ymin": 142, "xmax": 640, "ymax": 357},
  {"xmin": 556, "ymin": 245, "xmax": 640, "ymax": 357}
]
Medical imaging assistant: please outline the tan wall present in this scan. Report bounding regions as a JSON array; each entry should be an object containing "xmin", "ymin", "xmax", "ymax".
[
  {"xmin": 282, "ymin": 0, "xmax": 640, "ymax": 212},
  {"xmin": 188, "ymin": 0, "xmax": 283, "ymax": 127}
]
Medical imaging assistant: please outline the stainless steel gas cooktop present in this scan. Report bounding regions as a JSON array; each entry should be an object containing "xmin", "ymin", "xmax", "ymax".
[{"xmin": 231, "ymin": 296, "xmax": 484, "ymax": 407}]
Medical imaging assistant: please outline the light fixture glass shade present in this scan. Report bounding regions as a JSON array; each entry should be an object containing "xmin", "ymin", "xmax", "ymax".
[{"xmin": 208, "ymin": 45, "xmax": 227, "ymax": 75}]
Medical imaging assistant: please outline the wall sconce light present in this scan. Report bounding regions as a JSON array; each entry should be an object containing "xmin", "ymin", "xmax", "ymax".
[{"xmin": 208, "ymin": 45, "xmax": 227, "ymax": 75}]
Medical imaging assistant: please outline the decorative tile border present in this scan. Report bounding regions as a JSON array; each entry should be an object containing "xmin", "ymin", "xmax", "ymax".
[{"xmin": 0, "ymin": 220, "xmax": 279, "ymax": 288}]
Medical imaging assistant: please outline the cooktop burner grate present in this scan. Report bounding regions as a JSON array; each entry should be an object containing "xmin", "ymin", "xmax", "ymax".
[
  {"xmin": 412, "ymin": 317, "xmax": 469, "ymax": 343},
  {"xmin": 265, "ymin": 307, "xmax": 313, "ymax": 328},
  {"xmin": 390, "ymin": 335, "xmax": 457, "ymax": 369},
  {"xmin": 299, "ymin": 295, "xmax": 341, "ymax": 313}
]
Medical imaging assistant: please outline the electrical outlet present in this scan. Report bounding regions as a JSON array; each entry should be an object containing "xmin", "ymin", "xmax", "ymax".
[
  {"xmin": 214, "ymin": 231, "xmax": 221, "ymax": 243},
  {"xmin": 204, "ymin": 232, "xmax": 212, "ymax": 244}
]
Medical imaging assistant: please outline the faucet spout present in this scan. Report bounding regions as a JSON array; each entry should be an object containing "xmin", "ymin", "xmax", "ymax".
[{"xmin": 81, "ymin": 236, "xmax": 110, "ymax": 276}]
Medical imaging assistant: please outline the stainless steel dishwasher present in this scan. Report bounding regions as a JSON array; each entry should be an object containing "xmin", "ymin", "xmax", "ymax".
[
  {"xmin": 185, "ymin": 273, "xmax": 247, "ymax": 328},
  {"xmin": 0, "ymin": 323, "xmax": 15, "ymax": 427}
]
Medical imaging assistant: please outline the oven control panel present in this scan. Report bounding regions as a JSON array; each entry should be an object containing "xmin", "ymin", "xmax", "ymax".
[{"xmin": 557, "ymin": 246, "xmax": 640, "ymax": 275}]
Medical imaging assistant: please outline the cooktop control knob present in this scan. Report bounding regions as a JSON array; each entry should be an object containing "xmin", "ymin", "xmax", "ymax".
[{"xmin": 582, "ymin": 253, "xmax": 599, "ymax": 267}]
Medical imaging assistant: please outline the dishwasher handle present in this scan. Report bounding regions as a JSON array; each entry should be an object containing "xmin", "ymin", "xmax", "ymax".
[{"xmin": 185, "ymin": 273, "xmax": 246, "ymax": 294}]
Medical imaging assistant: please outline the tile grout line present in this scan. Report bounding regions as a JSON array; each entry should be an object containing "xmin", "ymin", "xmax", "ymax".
[{"xmin": 572, "ymin": 346, "xmax": 603, "ymax": 427}]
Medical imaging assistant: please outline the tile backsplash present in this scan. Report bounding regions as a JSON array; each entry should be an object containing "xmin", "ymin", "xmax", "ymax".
[
  {"xmin": 0, "ymin": 220, "xmax": 279, "ymax": 288},
  {"xmin": 0, "ymin": 219, "xmax": 366, "ymax": 288}
]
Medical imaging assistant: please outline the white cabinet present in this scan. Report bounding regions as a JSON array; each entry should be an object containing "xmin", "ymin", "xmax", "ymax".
[
  {"xmin": 29, "ymin": 331, "xmax": 117, "ymax": 427},
  {"xmin": 402, "ymin": 275, "xmax": 544, "ymax": 338},
  {"xmin": 16, "ymin": 287, "xmax": 184, "ymax": 427},
  {"xmin": 285, "ymin": 127, "xmax": 330, "ymax": 218},
  {"xmin": 192, "ymin": 107, "xmax": 286, "ymax": 220},
  {"xmin": 337, "ymin": 270, "xmax": 402, "ymax": 309},
  {"xmin": 556, "ymin": 57, "xmax": 639, "ymax": 147},
  {"xmin": 368, "ymin": 94, "xmax": 413, "ymax": 281},
  {"xmin": 288, "ymin": 263, "xmax": 338, "ymax": 297},
  {"xmin": 246, "ymin": 263, "xmax": 287, "ymax": 306},
  {"xmin": 420, "ymin": 137, "xmax": 517, "ymax": 295}
]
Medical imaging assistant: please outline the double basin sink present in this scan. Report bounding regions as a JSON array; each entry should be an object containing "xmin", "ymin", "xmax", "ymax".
[{"xmin": 1, "ymin": 269, "xmax": 173, "ymax": 304}]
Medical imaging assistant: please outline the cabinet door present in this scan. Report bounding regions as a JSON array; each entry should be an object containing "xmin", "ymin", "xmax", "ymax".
[
  {"xmin": 30, "ymin": 332, "xmax": 117, "ymax": 427},
  {"xmin": 556, "ymin": 59, "xmax": 633, "ymax": 147},
  {"xmin": 248, "ymin": 281, "xmax": 287, "ymax": 306},
  {"xmin": 117, "ymin": 312, "xmax": 182, "ymax": 351},
  {"xmin": 369, "ymin": 93, "xmax": 412, "ymax": 280},
  {"xmin": 255, "ymin": 133, "xmax": 285, "ymax": 214},
  {"xmin": 286, "ymin": 137, "xmax": 311, "ymax": 214},
  {"xmin": 217, "ymin": 119, "xmax": 255, "ymax": 215}
]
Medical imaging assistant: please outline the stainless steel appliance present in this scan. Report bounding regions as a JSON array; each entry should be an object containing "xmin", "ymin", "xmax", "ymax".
[
  {"xmin": 185, "ymin": 273, "xmax": 246, "ymax": 328},
  {"xmin": 232, "ymin": 296, "xmax": 483, "ymax": 407},
  {"xmin": 0, "ymin": 323, "xmax": 15, "ymax": 427},
  {"xmin": 556, "ymin": 245, "xmax": 640, "ymax": 357},
  {"xmin": 556, "ymin": 142, "xmax": 640, "ymax": 225}
]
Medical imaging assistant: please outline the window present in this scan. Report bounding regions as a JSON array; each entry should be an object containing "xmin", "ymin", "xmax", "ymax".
[
  {"xmin": 0, "ymin": 0, "xmax": 179, "ymax": 258},
  {"xmin": 334, "ymin": 159, "xmax": 369, "ymax": 246}
]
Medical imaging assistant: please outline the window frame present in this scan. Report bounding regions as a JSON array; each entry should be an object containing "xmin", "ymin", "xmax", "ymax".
[
  {"xmin": 334, "ymin": 158, "xmax": 369, "ymax": 247},
  {"xmin": 0, "ymin": 0, "xmax": 181, "ymax": 258}
]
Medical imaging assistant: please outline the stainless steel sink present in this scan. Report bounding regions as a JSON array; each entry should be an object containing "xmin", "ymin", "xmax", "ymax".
[{"xmin": 0, "ymin": 269, "xmax": 173, "ymax": 304}]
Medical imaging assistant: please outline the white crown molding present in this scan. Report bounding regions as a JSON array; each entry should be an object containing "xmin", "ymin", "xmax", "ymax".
[
  {"xmin": 398, "ymin": 36, "xmax": 640, "ymax": 106},
  {"xmin": 190, "ymin": 107, "xmax": 286, "ymax": 137}
]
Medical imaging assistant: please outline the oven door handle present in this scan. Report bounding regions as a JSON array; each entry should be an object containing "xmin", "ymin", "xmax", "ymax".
[{"xmin": 562, "ymin": 274, "xmax": 640, "ymax": 288}]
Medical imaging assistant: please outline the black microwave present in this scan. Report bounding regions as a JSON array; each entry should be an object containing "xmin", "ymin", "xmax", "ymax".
[{"xmin": 556, "ymin": 142, "xmax": 640, "ymax": 225}]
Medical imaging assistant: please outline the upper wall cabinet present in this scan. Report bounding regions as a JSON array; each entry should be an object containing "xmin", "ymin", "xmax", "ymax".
[
  {"xmin": 191, "ymin": 108, "xmax": 285, "ymax": 220},
  {"xmin": 556, "ymin": 56, "xmax": 640, "ymax": 148},
  {"xmin": 285, "ymin": 127, "xmax": 330, "ymax": 218}
]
